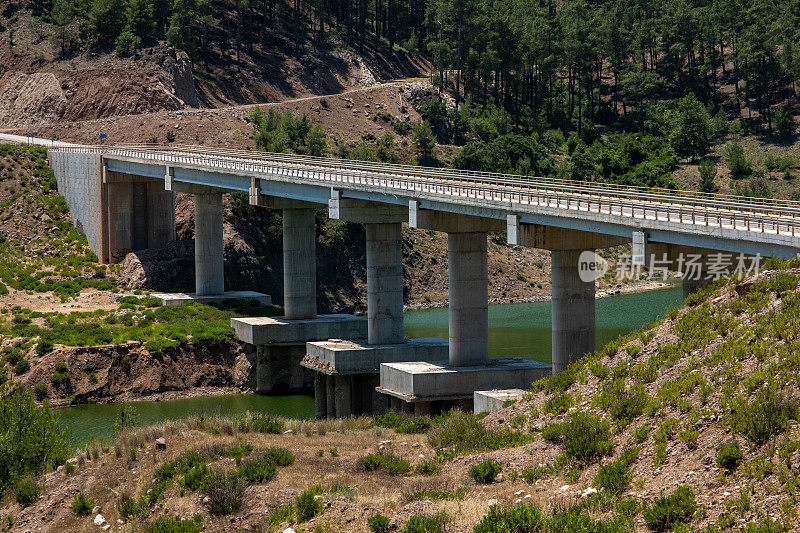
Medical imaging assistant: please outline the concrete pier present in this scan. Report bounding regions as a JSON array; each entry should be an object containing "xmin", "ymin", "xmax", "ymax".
[
  {"xmin": 194, "ymin": 191, "xmax": 224, "ymax": 296},
  {"xmin": 448, "ymin": 231, "xmax": 489, "ymax": 366},
  {"xmin": 302, "ymin": 194, "xmax": 449, "ymax": 418},
  {"xmin": 551, "ymin": 248, "xmax": 595, "ymax": 374},
  {"xmin": 366, "ymin": 222, "xmax": 404, "ymax": 345},
  {"xmin": 376, "ymin": 206, "xmax": 550, "ymax": 413},
  {"xmin": 283, "ymin": 208, "xmax": 317, "ymax": 319}
]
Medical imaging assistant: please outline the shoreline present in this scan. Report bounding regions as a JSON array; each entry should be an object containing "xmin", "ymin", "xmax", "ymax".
[
  {"xmin": 403, "ymin": 278, "xmax": 677, "ymax": 311},
  {"xmin": 52, "ymin": 280, "xmax": 679, "ymax": 409}
]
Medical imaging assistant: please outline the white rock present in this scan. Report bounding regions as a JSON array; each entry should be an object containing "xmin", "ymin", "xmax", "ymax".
[
  {"xmin": 515, "ymin": 499, "xmax": 521, "ymax": 504},
  {"xmin": 282, "ymin": 529, "xmax": 296, "ymax": 533},
  {"xmin": 401, "ymin": 442, "xmax": 408, "ymax": 446},
  {"xmin": 515, "ymin": 490, "xmax": 526, "ymax": 496},
  {"xmin": 487, "ymin": 499, "xmax": 498, "ymax": 506},
  {"xmin": 524, "ymin": 494, "xmax": 531, "ymax": 499},
  {"xmin": 495, "ymin": 474, "xmax": 503, "ymax": 482},
  {"xmin": 582, "ymin": 488, "xmax": 598, "ymax": 497},
  {"xmin": 93, "ymin": 514, "xmax": 105, "ymax": 526},
  {"xmin": 724, "ymin": 491, "xmax": 731, "ymax": 496},
  {"xmin": 203, "ymin": 496, "xmax": 210, "ymax": 503},
  {"xmin": 418, "ymin": 454, "xmax": 425, "ymax": 459},
  {"xmin": 92, "ymin": 506, "xmax": 101, "ymax": 514},
  {"xmin": 283, "ymin": 430, "xmax": 293, "ymax": 434},
  {"xmin": 560, "ymin": 485, "xmax": 570, "ymax": 492}
]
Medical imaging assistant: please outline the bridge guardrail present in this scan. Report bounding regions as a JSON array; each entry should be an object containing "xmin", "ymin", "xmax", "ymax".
[{"xmin": 50, "ymin": 144, "xmax": 800, "ymax": 238}]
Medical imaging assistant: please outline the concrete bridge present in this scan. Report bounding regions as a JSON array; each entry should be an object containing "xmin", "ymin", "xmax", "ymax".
[{"xmin": 8, "ymin": 134, "xmax": 800, "ymax": 416}]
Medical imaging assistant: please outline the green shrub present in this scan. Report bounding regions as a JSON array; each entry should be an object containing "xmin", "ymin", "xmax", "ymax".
[
  {"xmin": 368, "ymin": 513, "xmax": 391, "ymax": 533},
  {"xmin": 361, "ymin": 453, "xmax": 411, "ymax": 475},
  {"xmin": 728, "ymin": 389, "xmax": 798, "ymax": 445},
  {"xmin": 633, "ymin": 423, "xmax": 651, "ymax": 444},
  {"xmin": 542, "ymin": 392, "xmax": 574, "ymax": 414},
  {"xmin": 144, "ymin": 515, "xmax": 203, "ymax": 533},
  {"xmin": 265, "ymin": 447, "xmax": 295, "ymax": 466},
  {"xmin": 716, "ymin": 441, "xmax": 744, "ymax": 471},
  {"xmin": 679, "ymin": 428, "xmax": 699, "ymax": 450},
  {"xmin": 468, "ymin": 460, "xmax": 501, "ymax": 484},
  {"xmin": 206, "ymin": 472, "xmax": 246, "ymax": 515},
  {"xmin": 295, "ymin": 488, "xmax": 322, "ymax": 521},
  {"xmin": 0, "ymin": 387, "xmax": 70, "ymax": 492},
  {"xmin": 402, "ymin": 511, "xmax": 449, "ymax": 533},
  {"xmin": 414, "ymin": 461, "xmax": 441, "ymax": 476},
  {"xmin": 474, "ymin": 503, "xmax": 546, "ymax": 532},
  {"xmin": 182, "ymin": 463, "xmax": 213, "ymax": 491},
  {"xmin": 428, "ymin": 410, "xmax": 532, "ymax": 456},
  {"xmin": 249, "ymin": 413, "xmax": 283, "ymax": 434},
  {"xmin": 593, "ymin": 461, "xmax": 630, "ymax": 495},
  {"xmin": 13, "ymin": 358, "xmax": 30, "ymax": 374},
  {"xmin": 13, "ymin": 477, "xmax": 40, "ymax": 506},
  {"xmin": 71, "ymin": 492, "xmax": 94, "ymax": 516},
  {"xmin": 643, "ymin": 485, "xmax": 697, "ymax": 531},
  {"xmin": 377, "ymin": 411, "xmax": 432, "ymax": 433},
  {"xmin": 266, "ymin": 504, "xmax": 295, "ymax": 527},
  {"xmin": 542, "ymin": 411, "xmax": 614, "ymax": 465},
  {"xmin": 119, "ymin": 497, "xmax": 140, "ymax": 519},
  {"xmin": 238, "ymin": 454, "xmax": 278, "ymax": 483}
]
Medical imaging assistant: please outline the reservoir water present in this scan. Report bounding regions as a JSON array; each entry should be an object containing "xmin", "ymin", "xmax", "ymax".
[{"xmin": 58, "ymin": 286, "xmax": 683, "ymax": 444}]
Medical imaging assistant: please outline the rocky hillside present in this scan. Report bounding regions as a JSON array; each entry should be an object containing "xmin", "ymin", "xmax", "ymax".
[
  {"xmin": 1, "ymin": 266, "xmax": 798, "ymax": 532},
  {"xmin": 0, "ymin": 0, "xmax": 427, "ymax": 128}
]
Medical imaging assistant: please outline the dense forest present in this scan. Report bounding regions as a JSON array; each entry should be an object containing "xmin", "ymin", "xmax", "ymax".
[{"xmin": 26, "ymin": 0, "xmax": 800, "ymax": 191}]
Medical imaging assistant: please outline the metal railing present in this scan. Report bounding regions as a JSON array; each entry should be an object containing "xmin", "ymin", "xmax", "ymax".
[{"xmin": 50, "ymin": 144, "xmax": 800, "ymax": 238}]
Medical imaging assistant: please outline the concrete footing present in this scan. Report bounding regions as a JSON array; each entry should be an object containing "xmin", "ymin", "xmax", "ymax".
[
  {"xmin": 231, "ymin": 314, "xmax": 366, "ymax": 395},
  {"xmin": 303, "ymin": 337, "xmax": 449, "ymax": 418},
  {"xmin": 474, "ymin": 389, "xmax": 527, "ymax": 414},
  {"xmin": 304, "ymin": 337, "xmax": 449, "ymax": 375},
  {"xmin": 231, "ymin": 314, "xmax": 366, "ymax": 345},
  {"xmin": 377, "ymin": 358, "xmax": 551, "ymax": 412},
  {"xmin": 154, "ymin": 290, "xmax": 272, "ymax": 307}
]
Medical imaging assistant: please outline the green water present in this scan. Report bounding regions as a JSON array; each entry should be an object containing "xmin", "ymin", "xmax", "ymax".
[
  {"xmin": 404, "ymin": 285, "xmax": 684, "ymax": 364},
  {"xmin": 58, "ymin": 393, "xmax": 315, "ymax": 445},
  {"xmin": 58, "ymin": 286, "xmax": 683, "ymax": 444}
]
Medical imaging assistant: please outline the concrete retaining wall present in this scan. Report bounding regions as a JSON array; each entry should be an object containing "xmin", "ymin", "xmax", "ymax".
[{"xmin": 49, "ymin": 151, "xmax": 104, "ymax": 259}]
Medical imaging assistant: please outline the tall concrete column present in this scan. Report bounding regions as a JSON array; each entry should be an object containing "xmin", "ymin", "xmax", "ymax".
[
  {"xmin": 366, "ymin": 223, "xmax": 404, "ymax": 345},
  {"xmin": 194, "ymin": 191, "xmax": 224, "ymax": 296},
  {"xmin": 107, "ymin": 181, "xmax": 133, "ymax": 262},
  {"xmin": 283, "ymin": 208, "xmax": 317, "ymax": 319},
  {"xmin": 448, "ymin": 232, "xmax": 489, "ymax": 366},
  {"xmin": 147, "ymin": 182, "xmax": 175, "ymax": 249},
  {"xmin": 551, "ymin": 249, "xmax": 595, "ymax": 374},
  {"xmin": 132, "ymin": 182, "xmax": 148, "ymax": 251}
]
